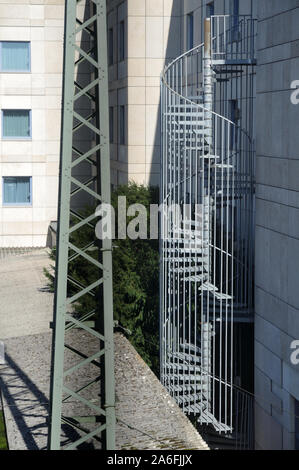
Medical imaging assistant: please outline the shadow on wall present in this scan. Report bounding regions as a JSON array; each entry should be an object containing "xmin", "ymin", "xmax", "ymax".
[
  {"xmin": 108, "ymin": 0, "xmax": 183, "ymax": 188},
  {"xmin": 46, "ymin": 0, "xmax": 98, "ymax": 245},
  {"xmin": 148, "ymin": 0, "xmax": 182, "ymax": 187}
]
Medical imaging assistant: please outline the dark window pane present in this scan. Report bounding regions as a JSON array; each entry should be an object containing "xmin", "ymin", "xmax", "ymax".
[{"xmin": 3, "ymin": 177, "xmax": 31, "ymax": 204}]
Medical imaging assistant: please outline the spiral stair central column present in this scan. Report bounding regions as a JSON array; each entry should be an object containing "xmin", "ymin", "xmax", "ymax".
[{"xmin": 203, "ymin": 18, "xmax": 213, "ymax": 149}]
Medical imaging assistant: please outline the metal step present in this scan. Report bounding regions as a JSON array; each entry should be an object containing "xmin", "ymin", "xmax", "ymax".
[
  {"xmin": 199, "ymin": 282, "xmax": 219, "ymax": 293},
  {"xmin": 211, "ymin": 163, "xmax": 234, "ymax": 170},
  {"xmin": 170, "ymin": 384, "xmax": 203, "ymax": 393},
  {"xmin": 212, "ymin": 58, "xmax": 256, "ymax": 66},
  {"xmin": 186, "ymin": 96, "xmax": 204, "ymax": 101},
  {"xmin": 198, "ymin": 411, "xmax": 233, "ymax": 433},
  {"xmin": 165, "ymin": 362, "xmax": 202, "ymax": 373},
  {"xmin": 166, "ymin": 239, "xmax": 209, "ymax": 247},
  {"xmin": 194, "ymin": 129, "xmax": 212, "ymax": 137},
  {"xmin": 164, "ymin": 112, "xmax": 204, "ymax": 118},
  {"xmin": 189, "ymin": 274, "xmax": 209, "ymax": 282},
  {"xmin": 163, "ymin": 257, "xmax": 208, "ymax": 264},
  {"xmin": 174, "ymin": 129, "xmax": 210, "ymax": 136},
  {"xmin": 199, "ymin": 282, "xmax": 233, "ymax": 301},
  {"xmin": 172, "ymin": 227, "xmax": 208, "ymax": 237},
  {"xmin": 167, "ymin": 104, "xmax": 203, "ymax": 110},
  {"xmin": 184, "ymin": 402, "xmax": 207, "ymax": 414},
  {"xmin": 172, "ymin": 266, "xmax": 205, "ymax": 274},
  {"xmin": 177, "ymin": 393, "xmax": 205, "ymax": 405},
  {"xmin": 166, "ymin": 248, "xmax": 209, "ymax": 256},
  {"xmin": 165, "ymin": 374, "xmax": 204, "ymax": 383},
  {"xmin": 214, "ymin": 292, "xmax": 233, "ymax": 301},
  {"xmin": 170, "ymin": 352, "xmax": 202, "ymax": 363},
  {"xmin": 180, "ymin": 342, "xmax": 202, "ymax": 355}
]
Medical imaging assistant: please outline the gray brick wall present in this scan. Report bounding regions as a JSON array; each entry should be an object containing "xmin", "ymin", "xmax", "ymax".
[{"xmin": 255, "ymin": 0, "xmax": 299, "ymax": 450}]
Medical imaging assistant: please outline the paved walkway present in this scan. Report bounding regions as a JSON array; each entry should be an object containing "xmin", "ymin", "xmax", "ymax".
[
  {"xmin": 0, "ymin": 249, "xmax": 53, "ymax": 339},
  {"xmin": 0, "ymin": 249, "xmax": 208, "ymax": 450}
]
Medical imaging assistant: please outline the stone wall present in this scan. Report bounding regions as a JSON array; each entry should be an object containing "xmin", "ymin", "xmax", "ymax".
[{"xmin": 255, "ymin": 0, "xmax": 299, "ymax": 450}]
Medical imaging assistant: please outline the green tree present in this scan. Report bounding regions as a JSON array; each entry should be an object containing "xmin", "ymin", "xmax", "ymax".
[{"xmin": 44, "ymin": 183, "xmax": 160, "ymax": 375}]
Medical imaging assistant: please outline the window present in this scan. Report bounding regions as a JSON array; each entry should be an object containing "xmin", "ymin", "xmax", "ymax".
[
  {"xmin": 119, "ymin": 21, "xmax": 125, "ymax": 62},
  {"xmin": 187, "ymin": 13, "xmax": 194, "ymax": 50},
  {"xmin": 0, "ymin": 42, "xmax": 30, "ymax": 72},
  {"xmin": 295, "ymin": 399, "xmax": 299, "ymax": 450},
  {"xmin": 229, "ymin": 99, "xmax": 239, "ymax": 147},
  {"xmin": 230, "ymin": 0, "xmax": 239, "ymax": 41},
  {"xmin": 119, "ymin": 105, "xmax": 125, "ymax": 145},
  {"xmin": 229, "ymin": 99, "xmax": 238, "ymax": 124},
  {"xmin": 3, "ymin": 177, "xmax": 32, "ymax": 205},
  {"xmin": 2, "ymin": 110, "xmax": 31, "ymax": 139},
  {"xmin": 109, "ymin": 106, "xmax": 114, "ymax": 143},
  {"xmin": 108, "ymin": 28, "xmax": 114, "ymax": 66},
  {"xmin": 207, "ymin": 2, "xmax": 214, "ymax": 17}
]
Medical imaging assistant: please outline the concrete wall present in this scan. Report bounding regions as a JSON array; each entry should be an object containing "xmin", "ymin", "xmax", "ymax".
[
  {"xmin": 255, "ymin": 0, "xmax": 299, "ymax": 450},
  {"xmin": 0, "ymin": 1, "xmax": 64, "ymax": 247}
]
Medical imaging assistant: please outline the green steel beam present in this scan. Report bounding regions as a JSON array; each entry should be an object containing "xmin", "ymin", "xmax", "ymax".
[{"xmin": 48, "ymin": 0, "xmax": 115, "ymax": 450}]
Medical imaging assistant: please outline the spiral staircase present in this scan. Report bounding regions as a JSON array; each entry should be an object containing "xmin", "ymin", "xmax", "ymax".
[{"xmin": 160, "ymin": 15, "xmax": 256, "ymax": 447}]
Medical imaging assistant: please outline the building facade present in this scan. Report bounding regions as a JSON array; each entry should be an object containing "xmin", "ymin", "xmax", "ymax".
[
  {"xmin": 107, "ymin": 0, "xmax": 181, "ymax": 187},
  {"xmin": 0, "ymin": 0, "xmax": 64, "ymax": 247},
  {"xmin": 254, "ymin": 0, "xmax": 299, "ymax": 450},
  {"xmin": 0, "ymin": 0, "xmax": 299, "ymax": 450}
]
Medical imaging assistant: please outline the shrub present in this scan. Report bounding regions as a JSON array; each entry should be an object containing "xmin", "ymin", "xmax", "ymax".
[{"xmin": 44, "ymin": 183, "xmax": 160, "ymax": 375}]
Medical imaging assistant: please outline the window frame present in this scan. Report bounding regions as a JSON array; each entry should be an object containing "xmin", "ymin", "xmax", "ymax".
[
  {"xmin": 1, "ymin": 109, "xmax": 32, "ymax": 141},
  {"xmin": 0, "ymin": 41, "xmax": 31, "ymax": 73},
  {"xmin": 187, "ymin": 12, "xmax": 194, "ymax": 50},
  {"xmin": 119, "ymin": 21, "xmax": 125, "ymax": 62},
  {"xmin": 109, "ymin": 106, "xmax": 114, "ymax": 143},
  {"xmin": 207, "ymin": 2, "xmax": 215, "ymax": 17},
  {"xmin": 230, "ymin": 0, "xmax": 240, "ymax": 42},
  {"xmin": 2, "ymin": 176, "xmax": 32, "ymax": 207},
  {"xmin": 229, "ymin": 99, "xmax": 239, "ymax": 148},
  {"xmin": 119, "ymin": 105, "xmax": 125, "ymax": 145},
  {"xmin": 108, "ymin": 28, "xmax": 114, "ymax": 66}
]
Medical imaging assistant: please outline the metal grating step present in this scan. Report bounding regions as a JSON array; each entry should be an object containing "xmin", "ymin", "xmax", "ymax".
[
  {"xmin": 199, "ymin": 282, "xmax": 233, "ymax": 300},
  {"xmin": 164, "ymin": 374, "xmax": 204, "ymax": 383},
  {"xmin": 165, "ymin": 362, "xmax": 202, "ymax": 373},
  {"xmin": 170, "ymin": 352, "xmax": 202, "ymax": 363},
  {"xmin": 170, "ymin": 384, "xmax": 203, "ymax": 393},
  {"xmin": 177, "ymin": 393, "xmax": 205, "ymax": 405},
  {"xmin": 211, "ymin": 163, "xmax": 234, "ymax": 169},
  {"xmin": 198, "ymin": 411, "xmax": 233, "ymax": 434},
  {"xmin": 180, "ymin": 342, "xmax": 202, "ymax": 354},
  {"xmin": 212, "ymin": 59, "xmax": 257, "ymax": 66}
]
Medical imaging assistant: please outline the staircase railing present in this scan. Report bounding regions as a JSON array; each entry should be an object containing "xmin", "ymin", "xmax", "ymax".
[
  {"xmin": 160, "ymin": 15, "xmax": 255, "ymax": 444},
  {"xmin": 211, "ymin": 15, "xmax": 257, "ymax": 63}
]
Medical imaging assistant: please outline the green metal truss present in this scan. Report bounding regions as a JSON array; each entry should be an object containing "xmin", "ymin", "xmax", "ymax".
[{"xmin": 48, "ymin": 0, "xmax": 115, "ymax": 450}]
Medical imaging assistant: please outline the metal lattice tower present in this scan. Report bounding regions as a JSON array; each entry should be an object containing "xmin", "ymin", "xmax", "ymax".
[
  {"xmin": 48, "ymin": 0, "xmax": 115, "ymax": 450},
  {"xmin": 161, "ymin": 16, "xmax": 256, "ymax": 445}
]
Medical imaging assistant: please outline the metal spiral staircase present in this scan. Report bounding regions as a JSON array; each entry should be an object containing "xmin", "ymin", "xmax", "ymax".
[{"xmin": 160, "ymin": 16, "xmax": 256, "ymax": 446}]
